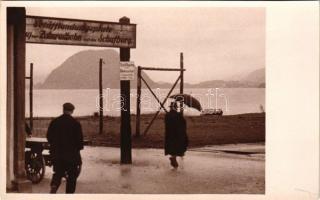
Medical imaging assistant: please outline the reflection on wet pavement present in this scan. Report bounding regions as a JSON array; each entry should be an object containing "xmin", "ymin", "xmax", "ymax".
[{"xmin": 29, "ymin": 144, "xmax": 265, "ymax": 194}]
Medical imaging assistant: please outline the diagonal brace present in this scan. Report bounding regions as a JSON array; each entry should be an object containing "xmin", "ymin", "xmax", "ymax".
[
  {"xmin": 143, "ymin": 75, "xmax": 181, "ymax": 135},
  {"xmin": 141, "ymin": 76, "xmax": 168, "ymax": 113}
]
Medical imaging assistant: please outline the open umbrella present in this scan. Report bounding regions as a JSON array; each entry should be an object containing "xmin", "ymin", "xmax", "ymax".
[{"xmin": 169, "ymin": 94, "xmax": 202, "ymax": 111}]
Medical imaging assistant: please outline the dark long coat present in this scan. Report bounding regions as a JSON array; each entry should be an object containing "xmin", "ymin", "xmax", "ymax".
[
  {"xmin": 164, "ymin": 110, "xmax": 188, "ymax": 156},
  {"xmin": 47, "ymin": 114, "xmax": 84, "ymax": 165}
]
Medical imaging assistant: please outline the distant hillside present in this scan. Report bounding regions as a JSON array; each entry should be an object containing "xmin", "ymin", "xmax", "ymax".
[
  {"xmin": 182, "ymin": 68, "xmax": 265, "ymax": 88},
  {"xmin": 37, "ymin": 50, "xmax": 265, "ymax": 89},
  {"xmin": 182, "ymin": 80, "xmax": 263, "ymax": 88},
  {"xmin": 228, "ymin": 68, "xmax": 265, "ymax": 82},
  {"xmin": 241, "ymin": 68, "xmax": 265, "ymax": 83},
  {"xmin": 36, "ymin": 49, "xmax": 157, "ymax": 89}
]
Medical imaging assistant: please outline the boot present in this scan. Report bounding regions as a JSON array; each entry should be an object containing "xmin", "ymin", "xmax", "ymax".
[{"xmin": 169, "ymin": 156, "xmax": 178, "ymax": 168}]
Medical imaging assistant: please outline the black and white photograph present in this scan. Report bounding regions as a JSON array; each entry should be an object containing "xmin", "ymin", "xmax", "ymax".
[{"xmin": 0, "ymin": 1, "xmax": 318, "ymax": 199}]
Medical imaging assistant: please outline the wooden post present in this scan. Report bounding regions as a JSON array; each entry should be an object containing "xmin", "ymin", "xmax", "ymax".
[
  {"xmin": 119, "ymin": 17, "xmax": 132, "ymax": 164},
  {"xmin": 12, "ymin": 7, "xmax": 26, "ymax": 179},
  {"xmin": 8, "ymin": 7, "xmax": 32, "ymax": 191},
  {"xmin": 29, "ymin": 63, "xmax": 33, "ymax": 131},
  {"xmin": 180, "ymin": 52, "xmax": 184, "ymax": 114},
  {"xmin": 135, "ymin": 66, "xmax": 141, "ymax": 137},
  {"xmin": 99, "ymin": 59, "xmax": 103, "ymax": 134}
]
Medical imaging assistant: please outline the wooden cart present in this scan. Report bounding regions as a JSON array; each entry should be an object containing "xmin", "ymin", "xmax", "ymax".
[{"xmin": 25, "ymin": 137, "xmax": 89, "ymax": 184}]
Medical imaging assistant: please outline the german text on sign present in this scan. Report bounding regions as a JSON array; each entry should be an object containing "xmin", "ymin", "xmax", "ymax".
[
  {"xmin": 26, "ymin": 16, "xmax": 136, "ymax": 48},
  {"xmin": 120, "ymin": 61, "xmax": 135, "ymax": 80}
]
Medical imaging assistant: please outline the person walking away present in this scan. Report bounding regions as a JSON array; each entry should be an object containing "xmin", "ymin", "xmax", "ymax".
[
  {"xmin": 164, "ymin": 102, "xmax": 188, "ymax": 168},
  {"xmin": 47, "ymin": 102, "xmax": 84, "ymax": 193}
]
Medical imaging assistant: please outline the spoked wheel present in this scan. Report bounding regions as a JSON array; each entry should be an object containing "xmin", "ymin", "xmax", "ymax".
[{"xmin": 25, "ymin": 151, "xmax": 46, "ymax": 184}]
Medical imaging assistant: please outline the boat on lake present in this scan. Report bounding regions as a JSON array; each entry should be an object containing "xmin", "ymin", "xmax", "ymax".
[{"xmin": 201, "ymin": 108, "xmax": 223, "ymax": 116}]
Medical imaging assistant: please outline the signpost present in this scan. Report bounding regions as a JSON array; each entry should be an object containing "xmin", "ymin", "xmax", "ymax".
[
  {"xmin": 7, "ymin": 9, "xmax": 138, "ymax": 191},
  {"xmin": 119, "ymin": 17, "xmax": 132, "ymax": 164},
  {"xmin": 24, "ymin": 15, "xmax": 137, "ymax": 165}
]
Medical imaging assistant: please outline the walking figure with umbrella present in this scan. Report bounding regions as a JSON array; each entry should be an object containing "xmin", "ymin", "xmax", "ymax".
[{"xmin": 164, "ymin": 94, "xmax": 202, "ymax": 168}]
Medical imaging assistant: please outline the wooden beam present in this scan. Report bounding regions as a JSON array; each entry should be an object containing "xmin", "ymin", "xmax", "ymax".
[
  {"xmin": 29, "ymin": 63, "xmax": 33, "ymax": 131},
  {"xmin": 180, "ymin": 53, "xmax": 184, "ymax": 114},
  {"xmin": 99, "ymin": 58, "xmax": 103, "ymax": 135},
  {"xmin": 140, "ymin": 67, "xmax": 185, "ymax": 71},
  {"xmin": 135, "ymin": 66, "xmax": 141, "ymax": 137}
]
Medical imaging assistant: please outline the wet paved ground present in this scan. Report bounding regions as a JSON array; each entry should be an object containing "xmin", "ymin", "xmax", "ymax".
[{"xmin": 29, "ymin": 143, "xmax": 265, "ymax": 194}]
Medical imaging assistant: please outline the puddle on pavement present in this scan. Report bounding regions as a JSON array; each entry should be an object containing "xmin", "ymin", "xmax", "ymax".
[
  {"xmin": 120, "ymin": 166, "xmax": 132, "ymax": 176},
  {"xmin": 94, "ymin": 158, "xmax": 160, "ymax": 167}
]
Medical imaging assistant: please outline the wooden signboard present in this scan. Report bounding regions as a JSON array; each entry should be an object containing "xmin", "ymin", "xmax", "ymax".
[{"xmin": 26, "ymin": 15, "xmax": 136, "ymax": 48}]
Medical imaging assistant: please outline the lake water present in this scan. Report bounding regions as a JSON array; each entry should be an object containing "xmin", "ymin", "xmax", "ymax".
[{"xmin": 25, "ymin": 88, "xmax": 265, "ymax": 117}]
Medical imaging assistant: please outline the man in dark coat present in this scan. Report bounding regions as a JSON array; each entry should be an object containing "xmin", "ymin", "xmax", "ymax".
[
  {"xmin": 164, "ymin": 102, "xmax": 188, "ymax": 168},
  {"xmin": 47, "ymin": 102, "xmax": 84, "ymax": 193}
]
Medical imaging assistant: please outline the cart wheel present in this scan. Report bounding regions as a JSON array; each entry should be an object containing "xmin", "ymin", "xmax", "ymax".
[{"xmin": 25, "ymin": 151, "xmax": 46, "ymax": 184}]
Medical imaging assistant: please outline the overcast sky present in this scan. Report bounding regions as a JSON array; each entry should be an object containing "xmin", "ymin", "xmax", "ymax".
[{"xmin": 26, "ymin": 7, "xmax": 265, "ymax": 84}]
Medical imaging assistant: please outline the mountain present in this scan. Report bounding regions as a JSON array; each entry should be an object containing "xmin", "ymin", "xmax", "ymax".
[
  {"xmin": 36, "ymin": 49, "xmax": 156, "ymax": 89},
  {"xmin": 37, "ymin": 50, "xmax": 265, "ymax": 89},
  {"xmin": 227, "ymin": 68, "xmax": 265, "ymax": 84},
  {"xmin": 182, "ymin": 68, "xmax": 265, "ymax": 88},
  {"xmin": 241, "ymin": 68, "xmax": 265, "ymax": 83}
]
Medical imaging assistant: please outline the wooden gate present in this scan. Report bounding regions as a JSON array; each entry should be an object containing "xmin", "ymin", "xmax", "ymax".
[{"xmin": 135, "ymin": 53, "xmax": 185, "ymax": 136}]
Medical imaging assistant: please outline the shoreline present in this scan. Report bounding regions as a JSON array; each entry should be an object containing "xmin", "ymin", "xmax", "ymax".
[
  {"xmin": 29, "ymin": 112, "xmax": 265, "ymax": 148},
  {"xmin": 26, "ymin": 112, "xmax": 264, "ymax": 119}
]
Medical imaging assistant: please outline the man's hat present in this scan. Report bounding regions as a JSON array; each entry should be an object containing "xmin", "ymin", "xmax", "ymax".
[{"xmin": 63, "ymin": 102, "xmax": 75, "ymax": 111}]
